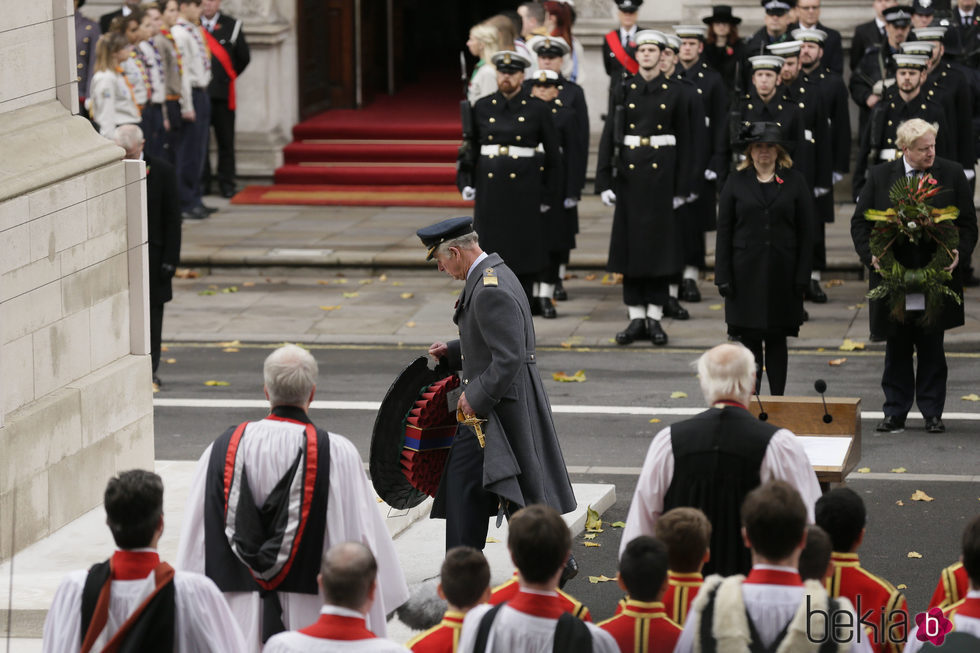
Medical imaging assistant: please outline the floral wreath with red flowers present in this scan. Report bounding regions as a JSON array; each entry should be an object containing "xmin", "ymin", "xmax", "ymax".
[{"xmin": 863, "ymin": 173, "xmax": 960, "ymax": 325}]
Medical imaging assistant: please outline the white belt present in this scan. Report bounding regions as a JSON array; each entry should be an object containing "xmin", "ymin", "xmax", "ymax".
[
  {"xmin": 804, "ymin": 129, "xmax": 813, "ymax": 142},
  {"xmin": 480, "ymin": 144, "xmax": 538, "ymax": 157},
  {"xmin": 705, "ymin": 117, "xmax": 711, "ymax": 127},
  {"xmin": 879, "ymin": 148, "xmax": 899, "ymax": 161},
  {"xmin": 623, "ymin": 134, "xmax": 677, "ymax": 147}
]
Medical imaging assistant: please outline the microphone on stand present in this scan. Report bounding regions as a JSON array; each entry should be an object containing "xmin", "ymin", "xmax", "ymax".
[
  {"xmin": 755, "ymin": 393, "xmax": 768, "ymax": 421},
  {"xmin": 815, "ymin": 379, "xmax": 833, "ymax": 424}
]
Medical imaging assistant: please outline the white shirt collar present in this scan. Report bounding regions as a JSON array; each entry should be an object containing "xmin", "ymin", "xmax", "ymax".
[
  {"xmin": 116, "ymin": 547, "xmax": 157, "ymax": 553},
  {"xmin": 202, "ymin": 13, "xmax": 220, "ymax": 27},
  {"xmin": 961, "ymin": 9, "xmax": 974, "ymax": 19},
  {"xmin": 517, "ymin": 587, "xmax": 559, "ymax": 596},
  {"xmin": 753, "ymin": 564, "xmax": 801, "ymax": 574},
  {"xmin": 320, "ymin": 605, "xmax": 366, "ymax": 619},
  {"xmin": 621, "ymin": 25, "xmax": 637, "ymax": 37},
  {"xmin": 902, "ymin": 156, "xmax": 919, "ymax": 176},
  {"xmin": 875, "ymin": 16, "xmax": 886, "ymax": 29},
  {"xmin": 466, "ymin": 251, "xmax": 490, "ymax": 280},
  {"xmin": 967, "ymin": 589, "xmax": 980, "ymax": 599}
]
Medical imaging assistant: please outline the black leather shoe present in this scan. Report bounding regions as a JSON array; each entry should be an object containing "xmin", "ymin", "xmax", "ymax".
[
  {"xmin": 559, "ymin": 554, "xmax": 579, "ymax": 589},
  {"xmin": 181, "ymin": 208, "xmax": 207, "ymax": 220},
  {"xmin": 875, "ymin": 415, "xmax": 906, "ymax": 433},
  {"xmin": 203, "ymin": 205, "xmax": 219, "ymax": 215},
  {"xmin": 924, "ymin": 416, "xmax": 945, "ymax": 433},
  {"xmin": 220, "ymin": 186, "xmax": 237, "ymax": 199},
  {"xmin": 803, "ymin": 308, "xmax": 810, "ymax": 322},
  {"xmin": 615, "ymin": 318, "xmax": 648, "ymax": 345},
  {"xmin": 152, "ymin": 375, "xmax": 162, "ymax": 388},
  {"xmin": 680, "ymin": 278, "xmax": 702, "ymax": 302},
  {"xmin": 530, "ymin": 298, "xmax": 542, "ymax": 316},
  {"xmin": 806, "ymin": 278, "xmax": 828, "ymax": 303},
  {"xmin": 648, "ymin": 318, "xmax": 668, "ymax": 345},
  {"xmin": 537, "ymin": 297, "xmax": 557, "ymax": 319},
  {"xmin": 553, "ymin": 279, "xmax": 568, "ymax": 301},
  {"xmin": 663, "ymin": 297, "xmax": 690, "ymax": 320}
]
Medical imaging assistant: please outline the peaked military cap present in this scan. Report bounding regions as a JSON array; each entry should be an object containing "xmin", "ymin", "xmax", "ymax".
[
  {"xmin": 792, "ymin": 27, "xmax": 827, "ymax": 43},
  {"xmin": 663, "ymin": 34, "xmax": 682, "ymax": 52},
  {"xmin": 762, "ymin": 0, "xmax": 795, "ymax": 15},
  {"xmin": 911, "ymin": 0, "xmax": 935, "ymax": 15},
  {"xmin": 417, "ymin": 217, "xmax": 475, "ymax": 260},
  {"xmin": 749, "ymin": 54, "xmax": 786, "ymax": 71},
  {"xmin": 530, "ymin": 68, "xmax": 560, "ymax": 85},
  {"xmin": 615, "ymin": 0, "xmax": 643, "ymax": 11},
  {"xmin": 900, "ymin": 41, "xmax": 936, "ymax": 55},
  {"xmin": 491, "ymin": 50, "xmax": 532, "ymax": 73},
  {"xmin": 674, "ymin": 24, "xmax": 708, "ymax": 40},
  {"xmin": 527, "ymin": 35, "xmax": 571, "ymax": 57},
  {"xmin": 635, "ymin": 29, "xmax": 667, "ymax": 47},
  {"xmin": 883, "ymin": 5, "xmax": 913, "ymax": 26},
  {"xmin": 767, "ymin": 40, "xmax": 802, "ymax": 57},
  {"xmin": 893, "ymin": 53, "xmax": 929, "ymax": 69},
  {"xmin": 912, "ymin": 25, "xmax": 947, "ymax": 41}
]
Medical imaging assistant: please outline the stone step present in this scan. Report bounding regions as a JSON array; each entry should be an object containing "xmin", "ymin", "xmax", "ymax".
[{"xmin": 0, "ymin": 460, "xmax": 614, "ymax": 642}]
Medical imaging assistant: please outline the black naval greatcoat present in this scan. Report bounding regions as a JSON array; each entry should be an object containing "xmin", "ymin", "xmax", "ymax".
[
  {"xmin": 853, "ymin": 88, "xmax": 951, "ymax": 199},
  {"xmin": 728, "ymin": 88, "xmax": 806, "ymax": 164},
  {"xmin": 782, "ymin": 75, "xmax": 832, "ymax": 193},
  {"xmin": 432, "ymin": 253, "xmax": 577, "ymax": 545},
  {"xmin": 146, "ymin": 155, "xmax": 182, "ymax": 306},
  {"xmin": 807, "ymin": 64, "xmax": 852, "ymax": 223},
  {"xmin": 676, "ymin": 59, "xmax": 729, "ymax": 231},
  {"xmin": 851, "ymin": 157, "xmax": 977, "ymax": 337},
  {"xmin": 595, "ymin": 72, "xmax": 695, "ymax": 279},
  {"xmin": 715, "ymin": 167, "xmax": 814, "ymax": 334},
  {"xmin": 458, "ymin": 90, "xmax": 561, "ymax": 276},
  {"xmin": 951, "ymin": 7, "xmax": 980, "ymax": 69},
  {"xmin": 790, "ymin": 21, "xmax": 845, "ymax": 74},
  {"xmin": 850, "ymin": 45, "xmax": 899, "ymax": 137},
  {"xmin": 923, "ymin": 60, "xmax": 976, "ymax": 171}
]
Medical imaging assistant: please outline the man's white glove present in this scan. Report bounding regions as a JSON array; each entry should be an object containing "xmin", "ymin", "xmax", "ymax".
[
  {"xmin": 461, "ymin": 186, "xmax": 476, "ymax": 201},
  {"xmin": 832, "ymin": 172, "xmax": 844, "ymax": 185},
  {"xmin": 686, "ymin": 193, "xmax": 699, "ymax": 203},
  {"xmin": 563, "ymin": 197, "xmax": 578, "ymax": 209},
  {"xmin": 672, "ymin": 196, "xmax": 685, "ymax": 209},
  {"xmin": 600, "ymin": 189, "xmax": 617, "ymax": 206},
  {"xmin": 704, "ymin": 169, "xmax": 718, "ymax": 181},
  {"xmin": 540, "ymin": 204, "xmax": 550, "ymax": 213},
  {"xmin": 966, "ymin": 169, "xmax": 976, "ymax": 181},
  {"xmin": 814, "ymin": 187, "xmax": 831, "ymax": 198}
]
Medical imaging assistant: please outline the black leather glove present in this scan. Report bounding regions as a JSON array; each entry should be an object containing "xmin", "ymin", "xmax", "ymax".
[
  {"xmin": 717, "ymin": 283, "xmax": 733, "ymax": 298},
  {"xmin": 161, "ymin": 263, "xmax": 177, "ymax": 278}
]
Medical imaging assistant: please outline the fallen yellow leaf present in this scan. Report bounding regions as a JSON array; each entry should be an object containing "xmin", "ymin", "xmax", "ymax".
[
  {"xmin": 486, "ymin": 537, "xmax": 501, "ymax": 544},
  {"xmin": 825, "ymin": 279, "xmax": 845, "ymax": 287},
  {"xmin": 839, "ymin": 339, "xmax": 866, "ymax": 351},
  {"xmin": 911, "ymin": 490, "xmax": 935, "ymax": 502},
  {"xmin": 897, "ymin": 584, "xmax": 907, "ymax": 590},
  {"xmin": 165, "ymin": 358, "xmax": 176, "ymax": 364},
  {"xmin": 204, "ymin": 380, "xmax": 230, "ymax": 386},
  {"xmin": 670, "ymin": 391, "xmax": 688, "ymax": 399},
  {"xmin": 336, "ymin": 278, "xmax": 348, "ymax": 284},
  {"xmin": 405, "ymin": 321, "xmax": 417, "ymax": 328},
  {"xmin": 161, "ymin": 345, "xmax": 169, "ymax": 352},
  {"xmin": 817, "ymin": 347, "xmax": 825, "ymax": 352},
  {"xmin": 858, "ymin": 467, "xmax": 871, "ymax": 473},
  {"xmin": 400, "ymin": 292, "xmax": 414, "ymax": 299},
  {"xmin": 378, "ymin": 274, "xmax": 388, "ymax": 282},
  {"xmin": 392, "ymin": 281, "xmax": 404, "ymax": 286},
  {"xmin": 152, "ymin": 384, "xmax": 159, "ymax": 393},
  {"xmin": 583, "ymin": 533, "xmax": 597, "ymax": 540},
  {"xmin": 320, "ymin": 305, "xmax": 342, "ymax": 311},
  {"xmin": 218, "ymin": 340, "xmax": 241, "ymax": 347},
  {"xmin": 553, "ymin": 370, "xmax": 587, "ymax": 383},
  {"xmin": 891, "ymin": 467, "xmax": 907, "ymax": 473},
  {"xmin": 222, "ymin": 347, "xmax": 239, "ymax": 353},
  {"xmin": 907, "ymin": 551, "xmax": 923, "ymax": 559},
  {"xmin": 829, "ymin": 358, "xmax": 847, "ymax": 366},
  {"xmin": 243, "ymin": 281, "xmax": 255, "ymax": 287},
  {"xmin": 342, "ymin": 292, "xmax": 359, "ymax": 298},
  {"xmin": 174, "ymin": 268, "xmax": 198, "ymax": 279},
  {"xmin": 584, "ymin": 274, "xmax": 597, "ymax": 281},
  {"xmin": 317, "ymin": 280, "xmax": 330, "ymax": 285},
  {"xmin": 359, "ymin": 279, "xmax": 372, "ymax": 285},
  {"xmin": 962, "ymin": 393, "xmax": 980, "ymax": 401},
  {"xmin": 585, "ymin": 505, "xmax": 602, "ymax": 532},
  {"xmin": 221, "ymin": 286, "xmax": 238, "ymax": 293},
  {"xmin": 649, "ymin": 418, "xmax": 661, "ymax": 423},
  {"xmin": 709, "ymin": 304, "xmax": 723, "ymax": 310},
  {"xmin": 856, "ymin": 303, "xmax": 866, "ymax": 308},
  {"xmin": 611, "ymin": 521, "xmax": 626, "ymax": 528},
  {"xmin": 896, "ymin": 500, "xmax": 905, "ymax": 506},
  {"xmin": 198, "ymin": 290, "xmax": 216, "ymax": 296},
  {"xmin": 584, "ymin": 542, "xmax": 601, "ymax": 547},
  {"xmin": 588, "ymin": 575, "xmax": 616, "ymax": 584}
]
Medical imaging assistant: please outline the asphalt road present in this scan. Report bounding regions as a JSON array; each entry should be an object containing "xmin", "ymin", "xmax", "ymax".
[{"xmin": 153, "ymin": 343, "xmax": 980, "ymax": 621}]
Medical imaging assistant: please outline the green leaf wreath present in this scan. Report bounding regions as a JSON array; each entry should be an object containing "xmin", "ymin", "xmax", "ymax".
[{"xmin": 863, "ymin": 173, "xmax": 960, "ymax": 325}]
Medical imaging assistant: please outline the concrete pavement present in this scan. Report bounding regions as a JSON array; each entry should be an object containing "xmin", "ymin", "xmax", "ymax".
[{"xmin": 167, "ymin": 197, "xmax": 980, "ymax": 349}]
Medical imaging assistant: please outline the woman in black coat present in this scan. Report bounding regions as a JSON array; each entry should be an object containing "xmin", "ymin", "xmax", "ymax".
[
  {"xmin": 702, "ymin": 5, "xmax": 745, "ymax": 95},
  {"xmin": 715, "ymin": 122, "xmax": 814, "ymax": 395}
]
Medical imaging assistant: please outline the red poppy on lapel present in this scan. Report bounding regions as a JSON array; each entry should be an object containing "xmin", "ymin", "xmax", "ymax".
[{"xmin": 775, "ymin": 175, "xmax": 784, "ymax": 184}]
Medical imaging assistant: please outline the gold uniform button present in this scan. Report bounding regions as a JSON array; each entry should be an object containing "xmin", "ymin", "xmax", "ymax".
[
  {"xmin": 86, "ymin": 24, "xmax": 92, "ymax": 30},
  {"xmin": 76, "ymin": 75, "xmax": 81, "ymax": 81},
  {"xmin": 631, "ymin": 83, "xmax": 637, "ymax": 89},
  {"xmin": 629, "ymin": 164, "xmax": 635, "ymax": 169},
  {"xmin": 698, "ymin": 72, "xmax": 704, "ymax": 78},
  {"xmin": 488, "ymin": 173, "xmax": 494, "ymax": 178},
  {"xmin": 662, "ymin": 83, "xmax": 668, "ymax": 89},
  {"xmin": 492, "ymin": 99, "xmax": 497, "ymax": 104},
  {"xmin": 652, "ymin": 163, "xmax": 658, "ymax": 169},
  {"xmin": 489, "ymin": 117, "xmax": 495, "ymax": 123},
  {"xmin": 515, "ymin": 135, "xmax": 521, "ymax": 141},
  {"xmin": 521, "ymin": 100, "xmax": 527, "ymax": 105},
  {"xmin": 500, "ymin": 146, "xmax": 509, "ymax": 154},
  {"xmin": 629, "ymin": 123, "xmax": 635, "ymax": 129},
  {"xmin": 888, "ymin": 120, "xmax": 893, "ymax": 126},
  {"xmin": 660, "ymin": 103, "xmax": 666, "ymax": 109},
  {"xmin": 697, "ymin": 88, "xmax": 703, "ymax": 94},
  {"xmin": 640, "ymin": 137, "xmax": 650, "ymax": 146},
  {"xmin": 921, "ymin": 104, "xmax": 926, "ymax": 110},
  {"xmin": 77, "ymin": 63, "xmax": 83, "ymax": 69},
  {"xmin": 461, "ymin": 354, "xmax": 464, "ymax": 360},
  {"xmin": 657, "ymin": 124, "xmax": 662, "ymax": 130},
  {"xmin": 777, "ymin": 104, "xmax": 782, "ymax": 110},
  {"xmin": 80, "ymin": 50, "xmax": 86, "ymax": 56},
  {"xmin": 748, "ymin": 103, "xmax": 753, "ymax": 109},
  {"xmin": 629, "ymin": 103, "xmax": 635, "ymax": 109},
  {"xmin": 552, "ymin": 108, "xmax": 557, "ymax": 113},
  {"xmin": 518, "ymin": 116, "xmax": 525, "ymax": 122},
  {"xmin": 510, "ymin": 172, "xmax": 516, "ymax": 178},
  {"xmin": 799, "ymin": 102, "xmax": 805, "ymax": 108}
]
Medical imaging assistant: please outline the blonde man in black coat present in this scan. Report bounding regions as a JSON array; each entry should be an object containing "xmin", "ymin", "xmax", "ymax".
[
  {"xmin": 851, "ymin": 119, "xmax": 977, "ymax": 434},
  {"xmin": 715, "ymin": 122, "xmax": 814, "ymax": 396}
]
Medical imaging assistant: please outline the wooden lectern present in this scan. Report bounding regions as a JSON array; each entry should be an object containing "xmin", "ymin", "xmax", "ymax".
[{"xmin": 749, "ymin": 396, "xmax": 862, "ymax": 486}]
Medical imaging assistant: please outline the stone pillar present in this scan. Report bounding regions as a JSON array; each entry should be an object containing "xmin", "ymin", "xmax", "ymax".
[{"xmin": 0, "ymin": 0, "xmax": 154, "ymax": 561}]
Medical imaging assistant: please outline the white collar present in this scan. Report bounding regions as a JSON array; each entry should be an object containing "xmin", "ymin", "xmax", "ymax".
[
  {"xmin": 903, "ymin": 156, "xmax": 923, "ymax": 176},
  {"xmin": 875, "ymin": 16, "xmax": 886, "ymax": 29},
  {"xmin": 967, "ymin": 589, "xmax": 980, "ymax": 599},
  {"xmin": 517, "ymin": 587, "xmax": 559, "ymax": 596},
  {"xmin": 621, "ymin": 25, "xmax": 637, "ymax": 36},
  {"xmin": 466, "ymin": 251, "xmax": 490, "ymax": 280},
  {"xmin": 753, "ymin": 564, "xmax": 801, "ymax": 574},
  {"xmin": 320, "ymin": 605, "xmax": 366, "ymax": 619},
  {"xmin": 116, "ymin": 547, "xmax": 157, "ymax": 553},
  {"xmin": 960, "ymin": 8, "xmax": 975, "ymax": 18},
  {"xmin": 203, "ymin": 13, "xmax": 220, "ymax": 25}
]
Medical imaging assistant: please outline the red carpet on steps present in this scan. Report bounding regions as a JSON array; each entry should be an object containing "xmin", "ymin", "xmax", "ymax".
[{"xmin": 234, "ymin": 77, "xmax": 467, "ymax": 206}]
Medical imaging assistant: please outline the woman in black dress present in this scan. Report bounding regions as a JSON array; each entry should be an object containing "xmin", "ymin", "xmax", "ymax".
[
  {"xmin": 702, "ymin": 5, "xmax": 745, "ymax": 95},
  {"xmin": 715, "ymin": 122, "xmax": 814, "ymax": 395}
]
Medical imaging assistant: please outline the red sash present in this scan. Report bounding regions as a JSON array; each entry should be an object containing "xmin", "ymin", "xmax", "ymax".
[
  {"xmin": 202, "ymin": 28, "xmax": 237, "ymax": 109},
  {"xmin": 299, "ymin": 614, "xmax": 376, "ymax": 640},
  {"xmin": 744, "ymin": 568, "xmax": 804, "ymax": 586},
  {"xmin": 80, "ymin": 556, "xmax": 175, "ymax": 653},
  {"xmin": 605, "ymin": 31, "xmax": 639, "ymax": 75}
]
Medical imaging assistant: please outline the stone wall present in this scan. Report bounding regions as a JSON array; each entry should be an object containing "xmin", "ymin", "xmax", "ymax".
[{"xmin": 0, "ymin": 0, "xmax": 154, "ymax": 561}]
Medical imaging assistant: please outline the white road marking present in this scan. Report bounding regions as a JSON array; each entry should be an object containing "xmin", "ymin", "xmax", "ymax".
[{"xmin": 153, "ymin": 398, "xmax": 980, "ymax": 422}]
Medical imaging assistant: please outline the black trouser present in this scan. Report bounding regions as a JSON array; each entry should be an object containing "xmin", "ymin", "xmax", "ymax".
[
  {"xmin": 623, "ymin": 276, "xmax": 669, "ymax": 307},
  {"xmin": 739, "ymin": 335, "xmax": 789, "ymax": 396},
  {"xmin": 203, "ymin": 97, "xmax": 236, "ymax": 193},
  {"xmin": 541, "ymin": 250, "xmax": 566, "ymax": 285},
  {"xmin": 150, "ymin": 303, "xmax": 165, "ymax": 374},
  {"xmin": 164, "ymin": 99, "xmax": 183, "ymax": 165},
  {"xmin": 443, "ymin": 427, "xmax": 498, "ymax": 550},
  {"xmin": 176, "ymin": 88, "xmax": 210, "ymax": 211},
  {"xmin": 882, "ymin": 327, "xmax": 947, "ymax": 419},
  {"xmin": 141, "ymin": 103, "xmax": 166, "ymax": 161}
]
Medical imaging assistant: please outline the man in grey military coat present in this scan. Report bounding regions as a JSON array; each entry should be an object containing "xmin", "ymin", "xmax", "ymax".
[{"xmin": 420, "ymin": 217, "xmax": 577, "ymax": 557}]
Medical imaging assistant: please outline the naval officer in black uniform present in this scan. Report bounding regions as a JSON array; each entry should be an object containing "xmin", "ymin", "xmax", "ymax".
[
  {"xmin": 729, "ymin": 54, "xmax": 806, "ymax": 165},
  {"xmin": 596, "ymin": 29, "xmax": 696, "ymax": 347},
  {"xmin": 602, "ymin": 0, "xmax": 646, "ymax": 105},
  {"xmin": 457, "ymin": 50, "xmax": 562, "ymax": 315},
  {"xmin": 420, "ymin": 217, "xmax": 577, "ymax": 561}
]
